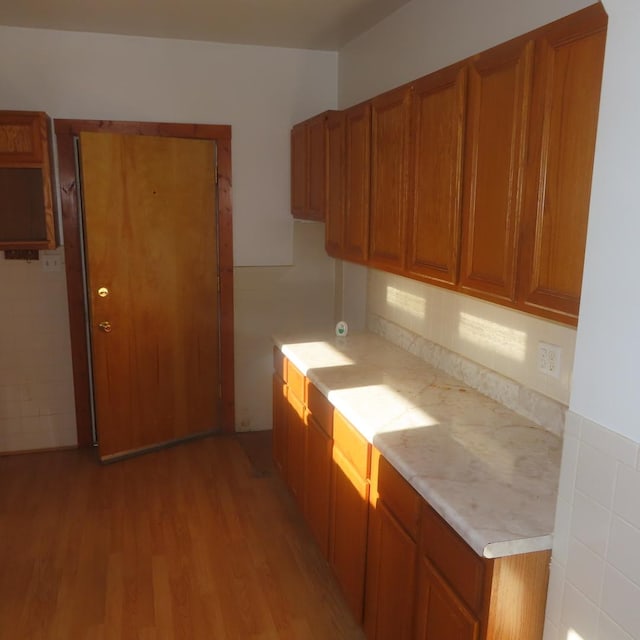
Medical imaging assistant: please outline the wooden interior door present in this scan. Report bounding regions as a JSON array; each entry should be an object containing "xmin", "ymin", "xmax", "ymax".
[{"xmin": 79, "ymin": 132, "xmax": 220, "ymax": 461}]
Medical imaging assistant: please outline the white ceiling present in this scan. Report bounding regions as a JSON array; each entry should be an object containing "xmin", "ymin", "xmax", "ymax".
[{"xmin": 0, "ymin": 0, "xmax": 412, "ymax": 50}]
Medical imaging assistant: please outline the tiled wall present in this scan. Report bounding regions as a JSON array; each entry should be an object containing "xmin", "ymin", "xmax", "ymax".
[
  {"xmin": 367, "ymin": 269, "xmax": 577, "ymax": 406},
  {"xmin": 0, "ymin": 248, "xmax": 77, "ymax": 452},
  {"xmin": 544, "ymin": 412, "xmax": 640, "ymax": 640}
]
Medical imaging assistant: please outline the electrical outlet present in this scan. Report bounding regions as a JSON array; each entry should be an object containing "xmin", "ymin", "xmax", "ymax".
[
  {"xmin": 538, "ymin": 341, "xmax": 562, "ymax": 378},
  {"xmin": 41, "ymin": 251, "xmax": 62, "ymax": 272}
]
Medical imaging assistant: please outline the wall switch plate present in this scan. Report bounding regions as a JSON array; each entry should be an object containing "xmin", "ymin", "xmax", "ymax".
[{"xmin": 538, "ymin": 341, "xmax": 562, "ymax": 378}]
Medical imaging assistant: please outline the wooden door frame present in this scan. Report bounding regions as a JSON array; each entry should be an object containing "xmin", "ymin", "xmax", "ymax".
[{"xmin": 54, "ymin": 119, "xmax": 235, "ymax": 447}]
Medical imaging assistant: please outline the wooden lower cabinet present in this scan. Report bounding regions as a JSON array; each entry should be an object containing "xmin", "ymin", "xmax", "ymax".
[
  {"xmin": 272, "ymin": 348, "xmax": 550, "ymax": 639},
  {"xmin": 286, "ymin": 390, "xmax": 306, "ymax": 508},
  {"xmin": 271, "ymin": 373, "xmax": 287, "ymax": 477},
  {"xmin": 304, "ymin": 412, "xmax": 332, "ymax": 557},
  {"xmin": 365, "ymin": 501, "xmax": 418, "ymax": 640},
  {"xmin": 330, "ymin": 445, "xmax": 370, "ymax": 622},
  {"xmin": 414, "ymin": 556, "xmax": 480, "ymax": 640}
]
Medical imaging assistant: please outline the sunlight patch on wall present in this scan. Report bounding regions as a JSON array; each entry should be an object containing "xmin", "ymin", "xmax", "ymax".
[
  {"xmin": 567, "ymin": 629, "xmax": 585, "ymax": 640},
  {"xmin": 458, "ymin": 312, "xmax": 527, "ymax": 362},
  {"xmin": 386, "ymin": 285, "xmax": 427, "ymax": 320}
]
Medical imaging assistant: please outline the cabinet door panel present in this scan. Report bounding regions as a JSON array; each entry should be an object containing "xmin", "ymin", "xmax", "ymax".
[
  {"xmin": 407, "ymin": 64, "xmax": 467, "ymax": 286},
  {"xmin": 460, "ymin": 39, "xmax": 534, "ymax": 303},
  {"xmin": 369, "ymin": 86, "xmax": 411, "ymax": 271},
  {"xmin": 286, "ymin": 391, "xmax": 306, "ymax": 508},
  {"xmin": 414, "ymin": 556, "xmax": 479, "ymax": 640},
  {"xmin": 344, "ymin": 102, "xmax": 372, "ymax": 263},
  {"xmin": 304, "ymin": 413, "xmax": 332, "ymax": 557},
  {"xmin": 307, "ymin": 114, "xmax": 326, "ymax": 221},
  {"xmin": 325, "ymin": 111, "xmax": 346, "ymax": 257},
  {"xmin": 291, "ymin": 122, "xmax": 307, "ymax": 217},
  {"xmin": 520, "ymin": 7, "xmax": 607, "ymax": 322},
  {"xmin": 330, "ymin": 447, "xmax": 369, "ymax": 623},
  {"xmin": 365, "ymin": 501, "xmax": 417, "ymax": 640},
  {"xmin": 272, "ymin": 374, "xmax": 288, "ymax": 479}
]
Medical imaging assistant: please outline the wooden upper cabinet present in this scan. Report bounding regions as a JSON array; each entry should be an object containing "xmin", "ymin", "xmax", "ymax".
[
  {"xmin": 325, "ymin": 111, "xmax": 346, "ymax": 257},
  {"xmin": 406, "ymin": 63, "xmax": 467, "ymax": 287},
  {"xmin": 291, "ymin": 112, "xmax": 329, "ymax": 221},
  {"xmin": 369, "ymin": 86, "xmax": 411, "ymax": 271},
  {"xmin": 518, "ymin": 4, "xmax": 607, "ymax": 324},
  {"xmin": 344, "ymin": 102, "xmax": 372, "ymax": 264},
  {"xmin": 459, "ymin": 39, "xmax": 535, "ymax": 303},
  {"xmin": 291, "ymin": 122, "xmax": 307, "ymax": 217},
  {"xmin": 0, "ymin": 111, "xmax": 57, "ymax": 249}
]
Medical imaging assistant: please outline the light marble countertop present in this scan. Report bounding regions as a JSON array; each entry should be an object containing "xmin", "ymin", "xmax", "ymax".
[{"xmin": 273, "ymin": 331, "xmax": 561, "ymax": 559}]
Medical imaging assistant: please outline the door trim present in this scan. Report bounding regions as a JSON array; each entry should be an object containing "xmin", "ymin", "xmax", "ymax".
[{"xmin": 54, "ymin": 119, "xmax": 235, "ymax": 446}]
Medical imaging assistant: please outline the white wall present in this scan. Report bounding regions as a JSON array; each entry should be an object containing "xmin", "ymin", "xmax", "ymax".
[
  {"xmin": 570, "ymin": 0, "xmax": 640, "ymax": 442},
  {"xmin": 0, "ymin": 25, "xmax": 337, "ymax": 266},
  {"xmin": 338, "ymin": 0, "xmax": 591, "ymax": 108},
  {"xmin": 0, "ymin": 26, "xmax": 337, "ymax": 449},
  {"xmin": 338, "ymin": 0, "xmax": 640, "ymax": 638}
]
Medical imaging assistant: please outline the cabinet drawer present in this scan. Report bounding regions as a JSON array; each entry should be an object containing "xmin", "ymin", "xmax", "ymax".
[
  {"xmin": 420, "ymin": 502, "xmax": 485, "ymax": 615},
  {"xmin": 273, "ymin": 346, "xmax": 286, "ymax": 381},
  {"xmin": 306, "ymin": 382, "xmax": 333, "ymax": 437},
  {"xmin": 286, "ymin": 360, "xmax": 306, "ymax": 404},
  {"xmin": 378, "ymin": 456, "xmax": 421, "ymax": 541},
  {"xmin": 333, "ymin": 410, "xmax": 370, "ymax": 480}
]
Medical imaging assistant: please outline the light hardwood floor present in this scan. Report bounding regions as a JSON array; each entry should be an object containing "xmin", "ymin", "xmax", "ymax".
[{"xmin": 0, "ymin": 434, "xmax": 365, "ymax": 639}]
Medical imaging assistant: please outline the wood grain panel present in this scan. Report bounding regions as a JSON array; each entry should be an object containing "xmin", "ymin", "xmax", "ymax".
[
  {"xmin": 80, "ymin": 132, "xmax": 220, "ymax": 460},
  {"xmin": 344, "ymin": 102, "xmax": 372, "ymax": 264},
  {"xmin": 306, "ymin": 382, "xmax": 333, "ymax": 438},
  {"xmin": 369, "ymin": 86, "xmax": 411, "ymax": 271},
  {"xmin": 460, "ymin": 38, "xmax": 534, "ymax": 303},
  {"xmin": 286, "ymin": 391, "xmax": 306, "ymax": 507},
  {"xmin": 54, "ymin": 119, "xmax": 235, "ymax": 448},
  {"xmin": 304, "ymin": 412, "xmax": 333, "ymax": 557},
  {"xmin": 330, "ymin": 446, "xmax": 370, "ymax": 623},
  {"xmin": 519, "ymin": 5, "xmax": 607, "ymax": 324},
  {"xmin": 272, "ymin": 374, "xmax": 288, "ymax": 478},
  {"xmin": 290, "ymin": 122, "xmax": 307, "ymax": 217},
  {"xmin": 307, "ymin": 114, "xmax": 327, "ymax": 221},
  {"xmin": 420, "ymin": 501, "xmax": 485, "ymax": 616},
  {"xmin": 377, "ymin": 456, "xmax": 421, "ymax": 540},
  {"xmin": 325, "ymin": 110, "xmax": 346, "ymax": 257},
  {"xmin": 407, "ymin": 63, "xmax": 467, "ymax": 286},
  {"xmin": 364, "ymin": 501, "xmax": 418, "ymax": 640},
  {"xmin": 483, "ymin": 550, "xmax": 551, "ymax": 640},
  {"xmin": 333, "ymin": 410, "xmax": 371, "ymax": 480},
  {"xmin": 414, "ymin": 555, "xmax": 480, "ymax": 640}
]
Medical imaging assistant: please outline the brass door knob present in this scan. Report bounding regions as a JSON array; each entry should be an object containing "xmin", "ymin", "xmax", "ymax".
[{"xmin": 98, "ymin": 321, "xmax": 112, "ymax": 333}]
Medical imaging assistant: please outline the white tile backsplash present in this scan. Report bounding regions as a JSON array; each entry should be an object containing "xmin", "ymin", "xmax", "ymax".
[{"xmin": 545, "ymin": 412, "xmax": 640, "ymax": 640}]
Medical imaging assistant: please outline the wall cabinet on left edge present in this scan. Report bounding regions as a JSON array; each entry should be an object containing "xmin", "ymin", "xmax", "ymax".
[
  {"xmin": 291, "ymin": 111, "xmax": 334, "ymax": 222},
  {"xmin": 0, "ymin": 111, "xmax": 58, "ymax": 250}
]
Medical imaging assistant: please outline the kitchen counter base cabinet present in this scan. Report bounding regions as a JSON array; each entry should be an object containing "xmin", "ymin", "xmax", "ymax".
[
  {"xmin": 271, "ymin": 347, "xmax": 288, "ymax": 478},
  {"xmin": 303, "ymin": 384, "xmax": 333, "ymax": 557},
  {"xmin": 330, "ymin": 410, "xmax": 371, "ymax": 623},
  {"xmin": 272, "ymin": 344, "xmax": 552, "ymax": 640},
  {"xmin": 418, "ymin": 502, "xmax": 551, "ymax": 640},
  {"xmin": 365, "ymin": 452, "xmax": 420, "ymax": 640}
]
